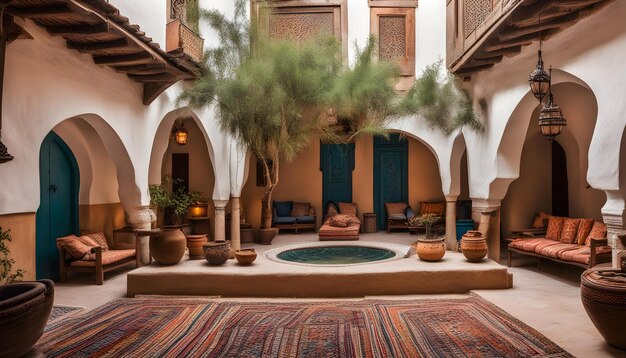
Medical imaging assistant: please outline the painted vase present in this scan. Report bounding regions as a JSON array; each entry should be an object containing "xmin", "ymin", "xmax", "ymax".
[
  {"xmin": 150, "ymin": 227, "xmax": 186, "ymax": 265},
  {"xmin": 416, "ymin": 237, "xmax": 446, "ymax": 262},
  {"xmin": 580, "ymin": 261, "xmax": 626, "ymax": 350},
  {"xmin": 203, "ymin": 241, "xmax": 231, "ymax": 265},
  {"xmin": 235, "ymin": 249, "xmax": 257, "ymax": 265},
  {"xmin": 185, "ymin": 234, "xmax": 208, "ymax": 260},
  {"xmin": 461, "ymin": 230, "xmax": 488, "ymax": 262}
]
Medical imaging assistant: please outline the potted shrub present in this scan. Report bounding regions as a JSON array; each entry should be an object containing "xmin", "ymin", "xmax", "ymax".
[
  {"xmin": 409, "ymin": 214, "xmax": 446, "ymax": 262},
  {"xmin": 1, "ymin": 227, "xmax": 25, "ymax": 284}
]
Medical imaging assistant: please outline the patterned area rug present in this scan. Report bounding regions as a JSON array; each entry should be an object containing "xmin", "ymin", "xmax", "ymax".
[
  {"xmin": 37, "ymin": 296, "xmax": 572, "ymax": 357},
  {"xmin": 47, "ymin": 306, "xmax": 84, "ymax": 325}
]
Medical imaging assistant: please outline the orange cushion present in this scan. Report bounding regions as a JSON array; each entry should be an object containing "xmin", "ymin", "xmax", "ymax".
[
  {"xmin": 531, "ymin": 214, "xmax": 545, "ymax": 229},
  {"xmin": 329, "ymin": 214, "xmax": 351, "ymax": 228},
  {"xmin": 585, "ymin": 221, "xmax": 607, "ymax": 246},
  {"xmin": 560, "ymin": 218, "xmax": 581, "ymax": 244},
  {"xmin": 558, "ymin": 246, "xmax": 612, "ymax": 264},
  {"xmin": 326, "ymin": 202, "xmax": 339, "ymax": 218},
  {"xmin": 576, "ymin": 219, "xmax": 594, "ymax": 245},
  {"xmin": 545, "ymin": 217, "xmax": 565, "ymax": 241},
  {"xmin": 70, "ymin": 249, "xmax": 136, "ymax": 267},
  {"xmin": 338, "ymin": 202, "xmax": 358, "ymax": 217},
  {"xmin": 509, "ymin": 238, "xmax": 558, "ymax": 252},
  {"xmin": 537, "ymin": 243, "xmax": 579, "ymax": 258},
  {"xmin": 290, "ymin": 202, "xmax": 310, "ymax": 217},
  {"xmin": 385, "ymin": 202, "xmax": 408, "ymax": 216},
  {"xmin": 420, "ymin": 202, "xmax": 445, "ymax": 216},
  {"xmin": 56, "ymin": 235, "xmax": 92, "ymax": 260},
  {"xmin": 86, "ymin": 232, "xmax": 109, "ymax": 250}
]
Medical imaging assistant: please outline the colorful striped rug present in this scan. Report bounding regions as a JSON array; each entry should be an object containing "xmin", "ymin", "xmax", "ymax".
[{"xmin": 37, "ymin": 295, "xmax": 572, "ymax": 357}]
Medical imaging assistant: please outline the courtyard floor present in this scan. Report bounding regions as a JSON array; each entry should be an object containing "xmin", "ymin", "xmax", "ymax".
[{"xmin": 52, "ymin": 232, "xmax": 625, "ymax": 358}]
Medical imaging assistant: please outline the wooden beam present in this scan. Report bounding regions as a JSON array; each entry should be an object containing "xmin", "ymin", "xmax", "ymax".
[
  {"xmin": 67, "ymin": 37, "xmax": 127, "ymax": 51},
  {"xmin": 484, "ymin": 28, "xmax": 558, "ymax": 52},
  {"xmin": 454, "ymin": 63, "xmax": 494, "ymax": 76},
  {"xmin": 466, "ymin": 55, "xmax": 503, "ymax": 67},
  {"xmin": 94, "ymin": 52, "xmax": 154, "ymax": 66},
  {"xmin": 143, "ymin": 82, "xmax": 175, "ymax": 105},
  {"xmin": 47, "ymin": 23, "xmax": 109, "ymax": 36},
  {"xmin": 128, "ymin": 73, "xmax": 177, "ymax": 82},
  {"xmin": 499, "ymin": 13, "xmax": 581, "ymax": 42},
  {"xmin": 112, "ymin": 63, "xmax": 166, "ymax": 72},
  {"xmin": 6, "ymin": 4, "xmax": 73, "ymax": 18},
  {"xmin": 474, "ymin": 45, "xmax": 522, "ymax": 59}
]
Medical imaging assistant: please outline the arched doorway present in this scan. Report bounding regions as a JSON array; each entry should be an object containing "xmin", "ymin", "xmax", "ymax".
[{"xmin": 36, "ymin": 131, "xmax": 79, "ymax": 280}]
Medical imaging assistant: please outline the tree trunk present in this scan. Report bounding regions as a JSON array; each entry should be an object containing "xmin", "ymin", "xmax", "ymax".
[{"xmin": 261, "ymin": 190, "xmax": 274, "ymax": 230}]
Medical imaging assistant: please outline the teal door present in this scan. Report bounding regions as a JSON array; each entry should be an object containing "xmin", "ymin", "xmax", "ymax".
[
  {"xmin": 374, "ymin": 134, "xmax": 408, "ymax": 229},
  {"xmin": 320, "ymin": 143, "xmax": 355, "ymax": 216},
  {"xmin": 36, "ymin": 132, "xmax": 79, "ymax": 281}
]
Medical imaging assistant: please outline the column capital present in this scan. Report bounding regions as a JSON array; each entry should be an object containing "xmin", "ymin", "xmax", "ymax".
[
  {"xmin": 445, "ymin": 194, "xmax": 459, "ymax": 202},
  {"xmin": 213, "ymin": 199, "xmax": 229, "ymax": 209},
  {"xmin": 126, "ymin": 205, "xmax": 156, "ymax": 227}
]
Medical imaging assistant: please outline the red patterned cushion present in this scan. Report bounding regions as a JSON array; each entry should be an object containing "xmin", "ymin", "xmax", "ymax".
[
  {"xmin": 385, "ymin": 202, "xmax": 408, "ymax": 216},
  {"xmin": 290, "ymin": 202, "xmax": 310, "ymax": 217},
  {"xmin": 329, "ymin": 214, "xmax": 351, "ymax": 228},
  {"xmin": 419, "ymin": 202, "xmax": 445, "ymax": 216},
  {"xmin": 56, "ymin": 235, "xmax": 93, "ymax": 260},
  {"xmin": 545, "ymin": 217, "xmax": 565, "ymax": 241},
  {"xmin": 338, "ymin": 202, "xmax": 358, "ymax": 217},
  {"xmin": 585, "ymin": 221, "xmax": 607, "ymax": 246},
  {"xmin": 531, "ymin": 214, "xmax": 545, "ymax": 228},
  {"xmin": 576, "ymin": 219, "xmax": 594, "ymax": 245},
  {"xmin": 86, "ymin": 232, "xmax": 109, "ymax": 251},
  {"xmin": 560, "ymin": 218, "xmax": 581, "ymax": 243}
]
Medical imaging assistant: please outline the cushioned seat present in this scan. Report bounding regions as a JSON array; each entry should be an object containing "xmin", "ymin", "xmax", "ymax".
[
  {"xmin": 296, "ymin": 216, "xmax": 315, "ymax": 224},
  {"xmin": 70, "ymin": 249, "xmax": 136, "ymax": 267},
  {"xmin": 558, "ymin": 245, "xmax": 612, "ymax": 265},
  {"xmin": 536, "ymin": 243, "xmax": 579, "ymax": 258},
  {"xmin": 509, "ymin": 238, "xmax": 559, "ymax": 252},
  {"xmin": 273, "ymin": 216, "xmax": 297, "ymax": 225}
]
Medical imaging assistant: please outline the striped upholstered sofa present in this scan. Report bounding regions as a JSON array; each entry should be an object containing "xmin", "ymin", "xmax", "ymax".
[{"xmin": 508, "ymin": 216, "xmax": 611, "ymax": 269}]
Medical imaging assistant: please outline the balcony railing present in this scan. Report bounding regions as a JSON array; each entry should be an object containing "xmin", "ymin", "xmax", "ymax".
[
  {"xmin": 446, "ymin": 0, "xmax": 614, "ymax": 77},
  {"xmin": 166, "ymin": 19, "xmax": 204, "ymax": 63}
]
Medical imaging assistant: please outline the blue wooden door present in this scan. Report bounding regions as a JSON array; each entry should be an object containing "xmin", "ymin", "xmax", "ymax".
[
  {"xmin": 320, "ymin": 143, "xmax": 355, "ymax": 216},
  {"xmin": 36, "ymin": 132, "xmax": 79, "ymax": 281},
  {"xmin": 374, "ymin": 134, "xmax": 408, "ymax": 229}
]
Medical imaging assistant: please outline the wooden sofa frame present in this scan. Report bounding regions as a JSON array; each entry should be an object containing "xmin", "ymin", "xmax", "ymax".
[
  {"xmin": 508, "ymin": 238, "xmax": 610, "ymax": 269},
  {"xmin": 273, "ymin": 207, "xmax": 317, "ymax": 234},
  {"xmin": 59, "ymin": 236, "xmax": 142, "ymax": 285}
]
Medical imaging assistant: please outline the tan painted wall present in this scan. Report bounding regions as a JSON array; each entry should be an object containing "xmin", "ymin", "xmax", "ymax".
[
  {"xmin": 79, "ymin": 203, "xmax": 126, "ymax": 244},
  {"xmin": 161, "ymin": 117, "xmax": 216, "ymax": 226},
  {"xmin": 241, "ymin": 135, "xmax": 444, "ymax": 230},
  {"xmin": 0, "ymin": 213, "xmax": 36, "ymax": 281}
]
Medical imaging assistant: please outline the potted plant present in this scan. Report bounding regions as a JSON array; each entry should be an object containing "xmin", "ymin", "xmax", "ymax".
[
  {"xmin": 148, "ymin": 178, "xmax": 200, "ymax": 265},
  {"xmin": 409, "ymin": 213, "xmax": 446, "ymax": 261},
  {"xmin": 1, "ymin": 227, "xmax": 25, "ymax": 284}
]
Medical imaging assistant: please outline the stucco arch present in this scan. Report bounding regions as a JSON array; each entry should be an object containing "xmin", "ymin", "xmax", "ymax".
[{"xmin": 448, "ymin": 133, "xmax": 468, "ymax": 199}]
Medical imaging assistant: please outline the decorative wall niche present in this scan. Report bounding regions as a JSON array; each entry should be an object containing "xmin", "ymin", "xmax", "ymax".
[{"xmin": 370, "ymin": 7, "xmax": 416, "ymax": 79}]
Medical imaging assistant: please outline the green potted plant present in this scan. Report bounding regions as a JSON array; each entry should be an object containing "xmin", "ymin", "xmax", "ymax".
[
  {"xmin": 409, "ymin": 214, "xmax": 446, "ymax": 262},
  {"xmin": 1, "ymin": 227, "xmax": 25, "ymax": 284}
]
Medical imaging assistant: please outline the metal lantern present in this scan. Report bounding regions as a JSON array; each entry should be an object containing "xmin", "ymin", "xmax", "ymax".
[
  {"xmin": 172, "ymin": 119, "xmax": 188, "ymax": 145},
  {"xmin": 529, "ymin": 50, "xmax": 551, "ymax": 101},
  {"xmin": 538, "ymin": 92, "xmax": 566, "ymax": 141}
]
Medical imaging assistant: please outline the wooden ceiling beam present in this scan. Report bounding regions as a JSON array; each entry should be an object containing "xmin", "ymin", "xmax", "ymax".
[
  {"xmin": 93, "ymin": 52, "xmax": 154, "ymax": 66},
  {"xmin": 47, "ymin": 23, "xmax": 109, "ymax": 36},
  {"xmin": 466, "ymin": 55, "xmax": 503, "ymax": 67},
  {"xmin": 499, "ymin": 13, "xmax": 581, "ymax": 42},
  {"xmin": 112, "ymin": 63, "xmax": 166, "ymax": 72},
  {"xmin": 474, "ymin": 45, "xmax": 523, "ymax": 59},
  {"xmin": 127, "ymin": 73, "xmax": 177, "ymax": 82},
  {"xmin": 143, "ymin": 82, "xmax": 175, "ymax": 106},
  {"xmin": 455, "ymin": 64, "xmax": 495, "ymax": 77},
  {"xmin": 6, "ymin": 4, "xmax": 74, "ymax": 18},
  {"xmin": 67, "ymin": 37, "xmax": 127, "ymax": 51},
  {"xmin": 484, "ymin": 28, "xmax": 558, "ymax": 52}
]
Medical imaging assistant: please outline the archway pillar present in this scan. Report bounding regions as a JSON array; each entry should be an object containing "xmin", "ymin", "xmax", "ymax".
[
  {"xmin": 213, "ymin": 199, "xmax": 229, "ymax": 243},
  {"xmin": 230, "ymin": 197, "xmax": 241, "ymax": 255},
  {"xmin": 445, "ymin": 195, "xmax": 458, "ymax": 251},
  {"xmin": 126, "ymin": 205, "xmax": 154, "ymax": 265},
  {"xmin": 601, "ymin": 191, "xmax": 626, "ymax": 268},
  {"xmin": 471, "ymin": 198, "xmax": 501, "ymax": 262}
]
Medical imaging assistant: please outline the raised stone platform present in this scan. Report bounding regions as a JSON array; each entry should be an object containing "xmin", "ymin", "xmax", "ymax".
[{"xmin": 127, "ymin": 234, "xmax": 513, "ymax": 297}]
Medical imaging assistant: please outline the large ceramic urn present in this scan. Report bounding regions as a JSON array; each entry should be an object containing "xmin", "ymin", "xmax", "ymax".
[
  {"xmin": 580, "ymin": 256, "xmax": 626, "ymax": 350},
  {"xmin": 416, "ymin": 237, "xmax": 446, "ymax": 262},
  {"xmin": 461, "ymin": 230, "xmax": 488, "ymax": 262},
  {"xmin": 150, "ymin": 227, "xmax": 186, "ymax": 265}
]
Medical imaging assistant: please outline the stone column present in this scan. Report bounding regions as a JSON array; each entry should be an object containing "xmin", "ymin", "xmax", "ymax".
[
  {"xmin": 126, "ymin": 205, "xmax": 154, "ymax": 265},
  {"xmin": 230, "ymin": 197, "xmax": 241, "ymax": 256},
  {"xmin": 472, "ymin": 199, "xmax": 501, "ymax": 262},
  {"xmin": 213, "ymin": 199, "xmax": 228, "ymax": 243},
  {"xmin": 445, "ymin": 196, "xmax": 458, "ymax": 251},
  {"xmin": 603, "ymin": 210, "xmax": 625, "ymax": 268}
]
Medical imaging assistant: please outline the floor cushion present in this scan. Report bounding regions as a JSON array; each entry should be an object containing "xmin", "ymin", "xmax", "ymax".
[
  {"xmin": 70, "ymin": 249, "xmax": 136, "ymax": 267},
  {"xmin": 296, "ymin": 216, "xmax": 315, "ymax": 224},
  {"xmin": 273, "ymin": 201, "xmax": 293, "ymax": 218},
  {"xmin": 338, "ymin": 202, "xmax": 358, "ymax": 217},
  {"xmin": 274, "ymin": 217, "xmax": 297, "ymax": 225}
]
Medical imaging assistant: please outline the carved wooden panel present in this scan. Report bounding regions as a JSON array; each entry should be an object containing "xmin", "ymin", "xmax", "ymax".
[
  {"xmin": 463, "ymin": 0, "xmax": 492, "ymax": 37},
  {"xmin": 370, "ymin": 8, "xmax": 415, "ymax": 78},
  {"xmin": 171, "ymin": 0, "xmax": 187, "ymax": 22},
  {"xmin": 268, "ymin": 11, "xmax": 335, "ymax": 42}
]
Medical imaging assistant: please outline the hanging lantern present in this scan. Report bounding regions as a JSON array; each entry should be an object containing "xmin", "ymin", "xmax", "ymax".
[
  {"xmin": 171, "ymin": 119, "xmax": 188, "ymax": 145},
  {"xmin": 0, "ymin": 138, "xmax": 14, "ymax": 164},
  {"xmin": 529, "ymin": 50, "xmax": 551, "ymax": 101},
  {"xmin": 538, "ymin": 92, "xmax": 566, "ymax": 141}
]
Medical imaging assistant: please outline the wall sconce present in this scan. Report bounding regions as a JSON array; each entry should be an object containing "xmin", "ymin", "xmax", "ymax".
[
  {"xmin": 189, "ymin": 201, "xmax": 208, "ymax": 218},
  {"xmin": 171, "ymin": 118, "xmax": 188, "ymax": 146}
]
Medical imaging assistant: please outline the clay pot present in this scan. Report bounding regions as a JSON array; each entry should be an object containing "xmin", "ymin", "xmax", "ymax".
[
  {"xmin": 580, "ymin": 265, "xmax": 626, "ymax": 350},
  {"xmin": 0, "ymin": 280, "xmax": 54, "ymax": 358},
  {"xmin": 185, "ymin": 234, "xmax": 208, "ymax": 260},
  {"xmin": 150, "ymin": 227, "xmax": 186, "ymax": 265},
  {"xmin": 416, "ymin": 237, "xmax": 446, "ymax": 262},
  {"xmin": 461, "ymin": 230, "xmax": 488, "ymax": 262},
  {"xmin": 258, "ymin": 228, "xmax": 278, "ymax": 245},
  {"xmin": 235, "ymin": 249, "xmax": 257, "ymax": 265},
  {"xmin": 203, "ymin": 241, "xmax": 231, "ymax": 265}
]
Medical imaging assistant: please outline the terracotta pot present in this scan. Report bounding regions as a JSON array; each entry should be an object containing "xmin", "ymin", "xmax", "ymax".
[
  {"xmin": 0, "ymin": 280, "xmax": 54, "ymax": 357},
  {"xmin": 580, "ymin": 264, "xmax": 626, "ymax": 350},
  {"xmin": 416, "ymin": 237, "xmax": 446, "ymax": 262},
  {"xmin": 150, "ymin": 227, "xmax": 186, "ymax": 265},
  {"xmin": 258, "ymin": 228, "xmax": 278, "ymax": 245},
  {"xmin": 203, "ymin": 241, "xmax": 231, "ymax": 265},
  {"xmin": 185, "ymin": 234, "xmax": 208, "ymax": 260},
  {"xmin": 461, "ymin": 230, "xmax": 488, "ymax": 262},
  {"xmin": 235, "ymin": 249, "xmax": 257, "ymax": 265}
]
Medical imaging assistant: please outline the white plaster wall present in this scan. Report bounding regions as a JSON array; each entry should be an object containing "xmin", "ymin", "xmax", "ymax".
[{"xmin": 108, "ymin": 0, "xmax": 167, "ymax": 49}]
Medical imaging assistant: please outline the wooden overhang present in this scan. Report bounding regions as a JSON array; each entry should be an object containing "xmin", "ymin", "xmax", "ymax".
[
  {"xmin": 451, "ymin": 0, "xmax": 616, "ymax": 78},
  {"xmin": 4, "ymin": 0, "xmax": 203, "ymax": 105}
]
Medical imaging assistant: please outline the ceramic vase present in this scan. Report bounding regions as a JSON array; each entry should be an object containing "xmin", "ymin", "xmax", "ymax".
[
  {"xmin": 185, "ymin": 234, "xmax": 208, "ymax": 260},
  {"xmin": 416, "ymin": 237, "xmax": 446, "ymax": 262},
  {"xmin": 258, "ymin": 228, "xmax": 278, "ymax": 245},
  {"xmin": 150, "ymin": 227, "xmax": 186, "ymax": 265},
  {"xmin": 580, "ymin": 261, "xmax": 626, "ymax": 350},
  {"xmin": 461, "ymin": 230, "xmax": 488, "ymax": 262},
  {"xmin": 235, "ymin": 249, "xmax": 257, "ymax": 265},
  {"xmin": 203, "ymin": 241, "xmax": 231, "ymax": 265}
]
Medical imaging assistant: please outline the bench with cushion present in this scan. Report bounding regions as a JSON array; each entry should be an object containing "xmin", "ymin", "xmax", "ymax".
[
  {"xmin": 385, "ymin": 202, "xmax": 416, "ymax": 233},
  {"xmin": 272, "ymin": 201, "xmax": 317, "ymax": 233},
  {"xmin": 57, "ymin": 232, "xmax": 141, "ymax": 285},
  {"xmin": 508, "ymin": 216, "xmax": 611, "ymax": 269},
  {"xmin": 319, "ymin": 202, "xmax": 361, "ymax": 241},
  {"xmin": 387, "ymin": 201, "xmax": 446, "ymax": 234}
]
